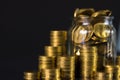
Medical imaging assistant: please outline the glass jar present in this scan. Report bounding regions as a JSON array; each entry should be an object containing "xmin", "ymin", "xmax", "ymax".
[
  {"xmin": 92, "ymin": 16, "xmax": 116, "ymax": 67},
  {"xmin": 68, "ymin": 16, "xmax": 93, "ymax": 55},
  {"xmin": 68, "ymin": 15, "xmax": 116, "ymax": 76}
]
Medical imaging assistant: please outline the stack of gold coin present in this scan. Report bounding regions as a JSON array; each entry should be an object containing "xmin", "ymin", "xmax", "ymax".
[
  {"xmin": 57, "ymin": 56, "xmax": 75, "ymax": 79},
  {"xmin": 114, "ymin": 65, "xmax": 120, "ymax": 80},
  {"xmin": 44, "ymin": 46, "xmax": 63, "ymax": 56},
  {"xmin": 95, "ymin": 72, "xmax": 105, "ymax": 80},
  {"xmin": 116, "ymin": 56, "xmax": 120, "ymax": 66},
  {"xmin": 76, "ymin": 46, "xmax": 98, "ymax": 78},
  {"xmin": 38, "ymin": 56, "xmax": 55, "ymax": 71},
  {"xmin": 50, "ymin": 30, "xmax": 67, "ymax": 46},
  {"xmin": 50, "ymin": 30, "xmax": 67, "ymax": 55},
  {"xmin": 104, "ymin": 65, "xmax": 113, "ymax": 80},
  {"xmin": 24, "ymin": 71, "xmax": 37, "ymax": 80},
  {"xmin": 41, "ymin": 69, "xmax": 60, "ymax": 80}
]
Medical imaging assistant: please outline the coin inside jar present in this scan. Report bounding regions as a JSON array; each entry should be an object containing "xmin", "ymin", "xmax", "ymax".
[
  {"xmin": 73, "ymin": 25, "xmax": 93, "ymax": 44},
  {"xmin": 94, "ymin": 23, "xmax": 111, "ymax": 39}
]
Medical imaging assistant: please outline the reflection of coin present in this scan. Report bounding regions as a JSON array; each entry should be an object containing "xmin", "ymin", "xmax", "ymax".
[
  {"xmin": 73, "ymin": 25, "xmax": 93, "ymax": 43},
  {"xmin": 94, "ymin": 23, "xmax": 111, "ymax": 38}
]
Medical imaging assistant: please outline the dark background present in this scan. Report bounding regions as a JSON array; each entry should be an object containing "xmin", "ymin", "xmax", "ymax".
[{"xmin": 1, "ymin": 0, "xmax": 120, "ymax": 80}]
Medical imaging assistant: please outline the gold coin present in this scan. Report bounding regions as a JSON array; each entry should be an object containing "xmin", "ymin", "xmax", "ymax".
[
  {"xmin": 73, "ymin": 25, "xmax": 93, "ymax": 43},
  {"xmin": 91, "ymin": 10, "xmax": 112, "ymax": 17},
  {"xmin": 74, "ymin": 8, "xmax": 95, "ymax": 17},
  {"xmin": 94, "ymin": 23, "xmax": 111, "ymax": 38}
]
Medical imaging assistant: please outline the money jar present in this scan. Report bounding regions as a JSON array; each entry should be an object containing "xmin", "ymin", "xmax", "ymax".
[{"xmin": 68, "ymin": 9, "xmax": 116, "ymax": 78}]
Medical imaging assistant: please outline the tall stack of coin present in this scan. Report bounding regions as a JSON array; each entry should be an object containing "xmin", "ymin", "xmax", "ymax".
[
  {"xmin": 24, "ymin": 71, "xmax": 37, "ymax": 80},
  {"xmin": 57, "ymin": 56, "xmax": 75, "ymax": 79},
  {"xmin": 38, "ymin": 56, "xmax": 55, "ymax": 71},
  {"xmin": 41, "ymin": 69, "xmax": 60, "ymax": 80},
  {"xmin": 104, "ymin": 65, "xmax": 113, "ymax": 80},
  {"xmin": 50, "ymin": 30, "xmax": 67, "ymax": 55},
  {"xmin": 77, "ymin": 46, "xmax": 98, "ymax": 78}
]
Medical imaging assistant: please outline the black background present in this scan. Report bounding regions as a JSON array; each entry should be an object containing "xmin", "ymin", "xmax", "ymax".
[{"xmin": 1, "ymin": 0, "xmax": 120, "ymax": 80}]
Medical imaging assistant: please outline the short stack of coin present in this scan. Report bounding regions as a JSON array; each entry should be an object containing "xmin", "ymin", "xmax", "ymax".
[
  {"xmin": 77, "ymin": 46, "xmax": 98, "ymax": 78},
  {"xmin": 57, "ymin": 56, "xmax": 75, "ymax": 79},
  {"xmin": 104, "ymin": 65, "xmax": 113, "ymax": 80},
  {"xmin": 38, "ymin": 56, "xmax": 55, "ymax": 71},
  {"xmin": 41, "ymin": 69, "xmax": 60, "ymax": 80},
  {"xmin": 44, "ymin": 46, "xmax": 63, "ymax": 56},
  {"xmin": 50, "ymin": 30, "xmax": 67, "ymax": 46},
  {"xmin": 24, "ymin": 71, "xmax": 37, "ymax": 80},
  {"xmin": 50, "ymin": 30, "xmax": 67, "ymax": 55}
]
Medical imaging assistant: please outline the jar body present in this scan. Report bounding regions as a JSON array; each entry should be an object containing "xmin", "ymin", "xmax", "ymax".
[{"xmin": 68, "ymin": 16, "xmax": 116, "ymax": 77}]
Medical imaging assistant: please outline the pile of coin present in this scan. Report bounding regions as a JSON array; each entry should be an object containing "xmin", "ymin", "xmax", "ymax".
[
  {"xmin": 37, "ymin": 30, "xmax": 68, "ymax": 80},
  {"xmin": 24, "ymin": 71, "xmax": 37, "ymax": 80},
  {"xmin": 23, "ymin": 8, "xmax": 118, "ymax": 80}
]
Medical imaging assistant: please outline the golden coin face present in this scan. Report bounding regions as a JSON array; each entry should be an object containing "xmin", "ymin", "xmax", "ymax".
[
  {"xmin": 73, "ymin": 25, "xmax": 93, "ymax": 43},
  {"xmin": 94, "ymin": 23, "xmax": 111, "ymax": 38}
]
